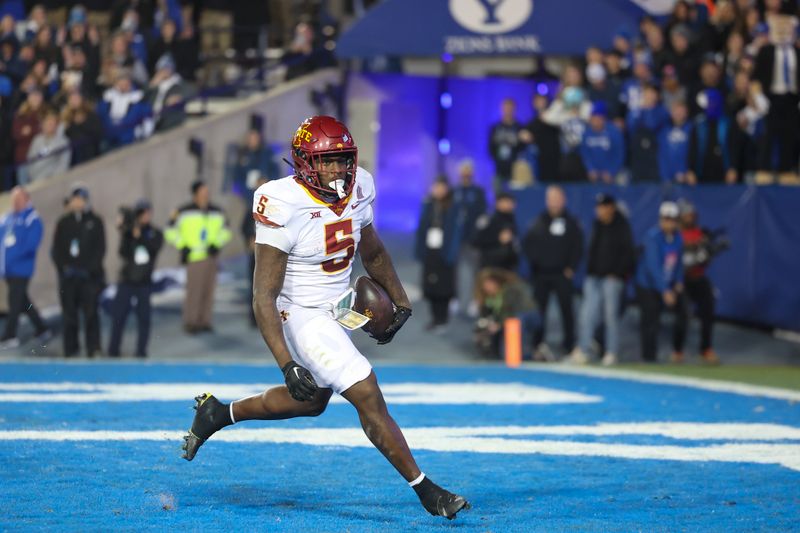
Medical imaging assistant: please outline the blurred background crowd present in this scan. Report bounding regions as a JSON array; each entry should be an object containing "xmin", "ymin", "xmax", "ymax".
[{"xmin": 0, "ymin": 0, "xmax": 797, "ymax": 367}]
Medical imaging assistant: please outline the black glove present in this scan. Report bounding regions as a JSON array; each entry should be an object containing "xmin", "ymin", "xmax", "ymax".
[
  {"xmin": 180, "ymin": 247, "xmax": 190, "ymax": 264},
  {"xmin": 375, "ymin": 305, "xmax": 412, "ymax": 345},
  {"xmin": 207, "ymin": 245, "xmax": 219, "ymax": 257},
  {"xmin": 281, "ymin": 361, "xmax": 318, "ymax": 401}
]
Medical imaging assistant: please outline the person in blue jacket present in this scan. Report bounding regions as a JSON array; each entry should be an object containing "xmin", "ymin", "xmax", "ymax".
[
  {"xmin": 414, "ymin": 178, "xmax": 463, "ymax": 331},
  {"xmin": 658, "ymin": 100, "xmax": 692, "ymax": 183},
  {"xmin": 627, "ymin": 84, "xmax": 670, "ymax": 181},
  {"xmin": 635, "ymin": 201, "xmax": 686, "ymax": 362},
  {"xmin": 97, "ymin": 72, "xmax": 152, "ymax": 149},
  {"xmin": 0, "ymin": 186, "xmax": 50, "ymax": 348},
  {"xmin": 580, "ymin": 101, "xmax": 625, "ymax": 183}
]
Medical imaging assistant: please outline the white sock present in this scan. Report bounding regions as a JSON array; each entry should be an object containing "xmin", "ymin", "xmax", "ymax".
[
  {"xmin": 408, "ymin": 472, "xmax": 426, "ymax": 487},
  {"xmin": 229, "ymin": 401, "xmax": 236, "ymax": 424}
]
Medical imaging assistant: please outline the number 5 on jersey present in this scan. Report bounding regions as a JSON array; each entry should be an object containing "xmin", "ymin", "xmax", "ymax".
[{"xmin": 322, "ymin": 219, "xmax": 355, "ymax": 273}]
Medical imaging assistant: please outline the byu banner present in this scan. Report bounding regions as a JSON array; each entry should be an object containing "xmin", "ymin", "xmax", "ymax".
[{"xmin": 337, "ymin": 0, "xmax": 645, "ymax": 57}]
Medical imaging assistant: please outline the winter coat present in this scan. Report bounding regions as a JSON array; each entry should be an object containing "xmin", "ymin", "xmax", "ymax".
[
  {"xmin": 522, "ymin": 210, "xmax": 583, "ymax": 277},
  {"xmin": 635, "ymin": 227, "xmax": 683, "ymax": 292},
  {"xmin": 586, "ymin": 211, "xmax": 635, "ymax": 278},
  {"xmin": 0, "ymin": 205, "xmax": 43, "ymax": 278}
]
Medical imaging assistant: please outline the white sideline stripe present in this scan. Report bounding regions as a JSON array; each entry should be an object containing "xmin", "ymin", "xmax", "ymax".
[
  {"xmin": 1, "ymin": 423, "xmax": 799, "ymax": 472},
  {"xmin": 0, "ymin": 382, "xmax": 601, "ymax": 405},
  {"xmin": 526, "ymin": 364, "xmax": 800, "ymax": 402}
]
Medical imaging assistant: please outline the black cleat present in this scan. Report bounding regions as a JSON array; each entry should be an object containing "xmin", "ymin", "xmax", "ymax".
[
  {"xmin": 419, "ymin": 484, "xmax": 470, "ymax": 520},
  {"xmin": 181, "ymin": 393, "xmax": 229, "ymax": 461}
]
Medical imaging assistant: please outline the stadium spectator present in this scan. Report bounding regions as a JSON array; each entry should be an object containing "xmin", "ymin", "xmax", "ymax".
[
  {"xmin": 452, "ymin": 158, "xmax": 486, "ymax": 317},
  {"xmin": 635, "ymin": 201, "xmax": 686, "ymax": 363},
  {"xmin": 233, "ymin": 128, "xmax": 278, "ymax": 202},
  {"xmin": 661, "ymin": 65, "xmax": 688, "ymax": 110},
  {"xmin": 586, "ymin": 62, "xmax": 623, "ymax": 123},
  {"xmin": 51, "ymin": 184, "xmax": 106, "ymax": 358},
  {"xmin": 621, "ymin": 57, "xmax": 654, "ymax": 119},
  {"xmin": 520, "ymin": 93, "xmax": 560, "ymax": 182},
  {"xmin": 627, "ymin": 83, "xmax": 669, "ymax": 181},
  {"xmin": 97, "ymin": 71, "xmax": 152, "ymax": 149},
  {"xmin": 753, "ymin": 14, "xmax": 800, "ymax": 184},
  {"xmin": 11, "ymin": 87, "xmax": 44, "ymax": 182},
  {"xmin": 31, "ymin": 24, "xmax": 57, "ymax": 66},
  {"xmin": 414, "ymin": 178, "xmax": 462, "ymax": 331},
  {"xmin": 522, "ymin": 186, "xmax": 583, "ymax": 358},
  {"xmin": 472, "ymin": 192, "xmax": 519, "ymax": 272},
  {"xmin": 722, "ymin": 31, "xmax": 747, "ymax": 84},
  {"xmin": 25, "ymin": 110, "xmax": 70, "ymax": 183},
  {"xmin": 101, "ymin": 30, "xmax": 148, "ymax": 88},
  {"xmin": 61, "ymin": 90, "xmax": 103, "ymax": 166},
  {"xmin": 63, "ymin": 7, "xmax": 101, "ymax": 89},
  {"xmin": 473, "ymin": 268, "xmax": 540, "ymax": 359},
  {"xmin": 542, "ymin": 66, "xmax": 591, "ymax": 181},
  {"xmin": 692, "ymin": 57, "xmax": 727, "ymax": 115},
  {"xmin": 174, "ymin": 12, "xmax": 199, "ymax": 81},
  {"xmin": 145, "ymin": 53, "xmax": 190, "ymax": 131},
  {"xmin": 165, "ymin": 180, "xmax": 232, "ymax": 335},
  {"xmin": 284, "ymin": 22, "xmax": 336, "ymax": 81},
  {"xmin": 0, "ymin": 101, "xmax": 10, "ymax": 188},
  {"xmin": 148, "ymin": 18, "xmax": 178, "ymax": 74},
  {"xmin": 0, "ymin": 186, "xmax": 50, "ymax": 349},
  {"xmin": 54, "ymin": 45, "xmax": 98, "ymax": 106},
  {"xmin": 733, "ymin": 77, "xmax": 769, "ymax": 175},
  {"xmin": 688, "ymin": 88, "xmax": 740, "ymax": 184},
  {"xmin": 565, "ymin": 194, "xmax": 634, "ymax": 366},
  {"xmin": 666, "ymin": 24, "xmax": 700, "ymax": 86},
  {"xmin": 580, "ymin": 101, "xmax": 625, "ymax": 184},
  {"xmin": 658, "ymin": 100, "xmax": 692, "ymax": 183},
  {"xmin": 108, "ymin": 199, "xmax": 163, "ymax": 358},
  {"xmin": 677, "ymin": 202, "xmax": 721, "ymax": 365},
  {"xmin": 488, "ymin": 98, "xmax": 522, "ymax": 192}
]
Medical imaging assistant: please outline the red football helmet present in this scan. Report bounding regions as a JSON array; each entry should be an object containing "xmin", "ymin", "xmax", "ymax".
[{"xmin": 291, "ymin": 115, "xmax": 358, "ymax": 201}]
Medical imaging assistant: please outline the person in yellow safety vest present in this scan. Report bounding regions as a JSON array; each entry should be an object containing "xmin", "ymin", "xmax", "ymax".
[{"xmin": 165, "ymin": 180, "xmax": 232, "ymax": 334}]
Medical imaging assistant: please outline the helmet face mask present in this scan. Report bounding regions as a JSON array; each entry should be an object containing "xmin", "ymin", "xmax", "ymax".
[{"xmin": 291, "ymin": 116, "xmax": 358, "ymax": 202}]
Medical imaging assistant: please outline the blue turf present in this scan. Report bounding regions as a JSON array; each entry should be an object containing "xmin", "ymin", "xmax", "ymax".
[{"xmin": 1, "ymin": 362, "xmax": 799, "ymax": 532}]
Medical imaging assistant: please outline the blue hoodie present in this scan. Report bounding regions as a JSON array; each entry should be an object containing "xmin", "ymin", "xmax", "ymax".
[
  {"xmin": 0, "ymin": 205, "xmax": 43, "ymax": 279},
  {"xmin": 580, "ymin": 121, "xmax": 625, "ymax": 176},
  {"xmin": 635, "ymin": 226, "xmax": 683, "ymax": 292},
  {"xmin": 658, "ymin": 121, "xmax": 692, "ymax": 182}
]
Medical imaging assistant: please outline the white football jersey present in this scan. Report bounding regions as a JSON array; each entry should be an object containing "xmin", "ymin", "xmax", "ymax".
[{"xmin": 253, "ymin": 167, "xmax": 376, "ymax": 309}]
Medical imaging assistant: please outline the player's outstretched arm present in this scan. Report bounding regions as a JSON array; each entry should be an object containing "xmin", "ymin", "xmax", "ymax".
[
  {"xmin": 359, "ymin": 224, "xmax": 412, "ymax": 344},
  {"xmin": 253, "ymin": 243, "xmax": 317, "ymax": 400}
]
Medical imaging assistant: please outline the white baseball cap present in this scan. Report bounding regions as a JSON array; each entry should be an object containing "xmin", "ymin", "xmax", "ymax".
[{"xmin": 659, "ymin": 201, "xmax": 679, "ymax": 219}]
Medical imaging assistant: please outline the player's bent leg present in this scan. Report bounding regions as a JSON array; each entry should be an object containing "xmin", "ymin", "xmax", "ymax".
[
  {"xmin": 341, "ymin": 371, "xmax": 470, "ymax": 520},
  {"xmin": 233, "ymin": 386, "xmax": 333, "ymax": 421},
  {"xmin": 181, "ymin": 387, "xmax": 332, "ymax": 461}
]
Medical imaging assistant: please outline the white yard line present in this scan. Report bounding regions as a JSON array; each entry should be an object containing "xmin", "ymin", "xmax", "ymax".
[
  {"xmin": 1, "ymin": 423, "xmax": 799, "ymax": 471},
  {"xmin": 525, "ymin": 363, "xmax": 800, "ymax": 402}
]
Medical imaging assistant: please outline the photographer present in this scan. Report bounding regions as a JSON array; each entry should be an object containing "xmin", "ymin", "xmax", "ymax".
[
  {"xmin": 676, "ymin": 202, "xmax": 725, "ymax": 364},
  {"xmin": 473, "ymin": 268, "xmax": 540, "ymax": 359},
  {"xmin": 107, "ymin": 200, "xmax": 163, "ymax": 358}
]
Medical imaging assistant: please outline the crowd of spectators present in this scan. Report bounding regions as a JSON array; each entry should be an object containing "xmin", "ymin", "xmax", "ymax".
[
  {"xmin": 0, "ymin": 0, "xmax": 349, "ymax": 192},
  {"xmin": 0, "ymin": 2, "xmax": 200, "ymax": 190},
  {"xmin": 489, "ymin": 0, "xmax": 800, "ymax": 190},
  {"xmin": 415, "ymin": 169, "xmax": 725, "ymax": 365}
]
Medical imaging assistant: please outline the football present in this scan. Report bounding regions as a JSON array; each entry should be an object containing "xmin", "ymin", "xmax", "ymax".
[{"xmin": 353, "ymin": 276, "xmax": 394, "ymax": 337}]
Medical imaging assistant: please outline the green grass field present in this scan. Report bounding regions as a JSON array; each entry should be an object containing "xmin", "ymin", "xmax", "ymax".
[{"xmin": 615, "ymin": 364, "xmax": 800, "ymax": 392}]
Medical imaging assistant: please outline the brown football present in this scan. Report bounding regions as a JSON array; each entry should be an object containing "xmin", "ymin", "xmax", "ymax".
[{"xmin": 353, "ymin": 276, "xmax": 394, "ymax": 336}]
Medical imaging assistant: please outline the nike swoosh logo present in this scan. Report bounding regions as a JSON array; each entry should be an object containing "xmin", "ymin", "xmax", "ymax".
[{"xmin": 293, "ymin": 368, "xmax": 302, "ymax": 379}]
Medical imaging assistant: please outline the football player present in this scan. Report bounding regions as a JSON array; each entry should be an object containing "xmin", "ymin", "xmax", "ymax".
[{"xmin": 181, "ymin": 116, "xmax": 469, "ymax": 520}]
